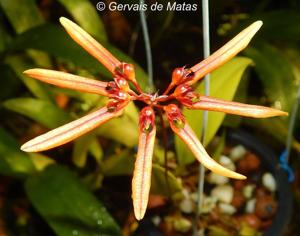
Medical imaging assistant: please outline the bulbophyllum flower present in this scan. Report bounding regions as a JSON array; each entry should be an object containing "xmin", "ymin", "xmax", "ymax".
[{"xmin": 21, "ymin": 17, "xmax": 287, "ymax": 220}]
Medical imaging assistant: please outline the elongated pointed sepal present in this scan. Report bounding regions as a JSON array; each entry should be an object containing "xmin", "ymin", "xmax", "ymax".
[
  {"xmin": 164, "ymin": 104, "xmax": 246, "ymax": 179},
  {"xmin": 132, "ymin": 107, "xmax": 156, "ymax": 220},
  {"xmin": 59, "ymin": 17, "xmax": 121, "ymax": 74},
  {"xmin": 187, "ymin": 21, "xmax": 262, "ymax": 85},
  {"xmin": 21, "ymin": 102, "xmax": 127, "ymax": 152},
  {"xmin": 186, "ymin": 96, "xmax": 288, "ymax": 118},
  {"xmin": 24, "ymin": 69, "xmax": 109, "ymax": 96}
]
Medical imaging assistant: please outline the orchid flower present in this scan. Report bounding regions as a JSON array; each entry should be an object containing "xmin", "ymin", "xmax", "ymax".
[{"xmin": 21, "ymin": 18, "xmax": 287, "ymax": 220}]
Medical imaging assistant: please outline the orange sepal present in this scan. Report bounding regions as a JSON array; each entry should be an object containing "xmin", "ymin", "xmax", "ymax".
[
  {"xmin": 132, "ymin": 107, "xmax": 156, "ymax": 220},
  {"xmin": 21, "ymin": 101, "xmax": 128, "ymax": 152},
  {"xmin": 185, "ymin": 95, "xmax": 288, "ymax": 118},
  {"xmin": 24, "ymin": 69, "xmax": 109, "ymax": 96},
  {"xmin": 60, "ymin": 17, "xmax": 121, "ymax": 74},
  {"xmin": 164, "ymin": 104, "xmax": 246, "ymax": 180},
  {"xmin": 187, "ymin": 21, "xmax": 262, "ymax": 85}
]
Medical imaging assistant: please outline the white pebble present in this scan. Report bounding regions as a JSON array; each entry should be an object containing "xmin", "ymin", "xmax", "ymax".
[
  {"xmin": 151, "ymin": 215, "xmax": 161, "ymax": 226},
  {"xmin": 220, "ymin": 155, "xmax": 236, "ymax": 171},
  {"xmin": 182, "ymin": 188, "xmax": 190, "ymax": 198},
  {"xmin": 230, "ymin": 145, "xmax": 247, "ymax": 162},
  {"xmin": 179, "ymin": 198, "xmax": 194, "ymax": 214},
  {"xmin": 211, "ymin": 185, "xmax": 234, "ymax": 204},
  {"xmin": 173, "ymin": 218, "xmax": 192, "ymax": 233},
  {"xmin": 262, "ymin": 172, "xmax": 277, "ymax": 192},
  {"xmin": 189, "ymin": 192, "xmax": 198, "ymax": 202},
  {"xmin": 200, "ymin": 196, "xmax": 217, "ymax": 214},
  {"xmin": 207, "ymin": 172, "xmax": 229, "ymax": 185},
  {"xmin": 197, "ymin": 229, "xmax": 205, "ymax": 236},
  {"xmin": 243, "ymin": 184, "xmax": 255, "ymax": 199},
  {"xmin": 218, "ymin": 203, "xmax": 236, "ymax": 215},
  {"xmin": 245, "ymin": 199, "xmax": 256, "ymax": 213}
]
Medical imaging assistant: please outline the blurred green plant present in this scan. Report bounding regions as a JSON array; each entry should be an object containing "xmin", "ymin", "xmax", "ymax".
[{"xmin": 0, "ymin": 0, "xmax": 298, "ymax": 234}]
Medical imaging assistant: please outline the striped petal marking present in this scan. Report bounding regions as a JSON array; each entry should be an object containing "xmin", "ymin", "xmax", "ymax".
[
  {"xmin": 132, "ymin": 106, "xmax": 156, "ymax": 220},
  {"xmin": 174, "ymin": 84, "xmax": 288, "ymax": 118},
  {"xmin": 187, "ymin": 21, "xmax": 263, "ymax": 85},
  {"xmin": 24, "ymin": 69, "xmax": 109, "ymax": 96},
  {"xmin": 164, "ymin": 104, "xmax": 246, "ymax": 180},
  {"xmin": 21, "ymin": 101, "xmax": 128, "ymax": 152},
  {"xmin": 60, "ymin": 17, "xmax": 121, "ymax": 74}
]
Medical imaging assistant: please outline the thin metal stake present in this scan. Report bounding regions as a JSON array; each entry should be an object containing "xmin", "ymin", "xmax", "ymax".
[
  {"xmin": 286, "ymin": 85, "xmax": 300, "ymax": 162},
  {"xmin": 139, "ymin": 0, "xmax": 154, "ymax": 91},
  {"xmin": 194, "ymin": 0, "xmax": 210, "ymax": 234}
]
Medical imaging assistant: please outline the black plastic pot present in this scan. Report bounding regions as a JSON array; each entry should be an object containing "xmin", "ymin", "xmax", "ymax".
[
  {"xmin": 227, "ymin": 129, "xmax": 292, "ymax": 236},
  {"xmin": 136, "ymin": 129, "xmax": 293, "ymax": 236}
]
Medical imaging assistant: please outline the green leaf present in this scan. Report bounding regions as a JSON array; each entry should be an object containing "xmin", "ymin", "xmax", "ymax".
[
  {"xmin": 0, "ymin": 0, "xmax": 51, "ymax": 67},
  {"xmin": 102, "ymin": 149, "xmax": 134, "ymax": 176},
  {"xmin": 244, "ymin": 43, "xmax": 296, "ymax": 112},
  {"xmin": 0, "ymin": 128, "xmax": 36, "ymax": 177},
  {"xmin": 151, "ymin": 164, "xmax": 183, "ymax": 196},
  {"xmin": 88, "ymin": 138, "xmax": 103, "ymax": 164},
  {"xmin": 57, "ymin": 0, "xmax": 107, "ymax": 42},
  {"xmin": 28, "ymin": 153, "xmax": 55, "ymax": 171},
  {"xmin": 0, "ymin": 0, "xmax": 44, "ymax": 34},
  {"xmin": 5, "ymin": 56, "xmax": 52, "ymax": 100},
  {"xmin": 0, "ymin": 14, "xmax": 11, "ymax": 53},
  {"xmin": 9, "ymin": 24, "xmax": 149, "ymax": 90},
  {"xmin": 244, "ymin": 117, "xmax": 300, "ymax": 153},
  {"xmin": 211, "ymin": 131, "xmax": 226, "ymax": 162},
  {"xmin": 223, "ymin": 71, "xmax": 250, "ymax": 128},
  {"xmin": 72, "ymin": 134, "xmax": 98, "ymax": 168},
  {"xmin": 3, "ymin": 98, "xmax": 70, "ymax": 129},
  {"xmin": 0, "ymin": 64, "xmax": 21, "ymax": 101},
  {"xmin": 102, "ymin": 153, "xmax": 182, "ymax": 196},
  {"xmin": 4, "ymin": 97, "xmax": 138, "ymax": 147},
  {"xmin": 175, "ymin": 57, "xmax": 252, "ymax": 166},
  {"xmin": 96, "ymin": 102, "xmax": 139, "ymax": 147},
  {"xmin": 236, "ymin": 10, "xmax": 300, "ymax": 42},
  {"xmin": 25, "ymin": 165, "xmax": 122, "ymax": 236}
]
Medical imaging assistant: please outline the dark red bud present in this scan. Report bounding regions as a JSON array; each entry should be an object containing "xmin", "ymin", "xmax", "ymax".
[
  {"xmin": 107, "ymin": 100, "xmax": 119, "ymax": 112},
  {"xmin": 139, "ymin": 107, "xmax": 155, "ymax": 133},
  {"xmin": 106, "ymin": 81, "xmax": 129, "ymax": 100},
  {"xmin": 174, "ymin": 84, "xmax": 199, "ymax": 106},
  {"xmin": 116, "ymin": 63, "xmax": 136, "ymax": 82},
  {"xmin": 105, "ymin": 81, "xmax": 117, "ymax": 91},
  {"xmin": 114, "ymin": 77, "xmax": 129, "ymax": 91},
  {"xmin": 172, "ymin": 67, "xmax": 185, "ymax": 85},
  {"xmin": 174, "ymin": 84, "xmax": 193, "ymax": 97},
  {"xmin": 171, "ymin": 67, "xmax": 193, "ymax": 85},
  {"xmin": 164, "ymin": 104, "xmax": 185, "ymax": 128},
  {"xmin": 116, "ymin": 91, "xmax": 128, "ymax": 100}
]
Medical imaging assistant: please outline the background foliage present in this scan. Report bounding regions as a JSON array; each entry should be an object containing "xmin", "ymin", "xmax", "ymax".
[{"xmin": 0, "ymin": 0, "xmax": 299, "ymax": 235}]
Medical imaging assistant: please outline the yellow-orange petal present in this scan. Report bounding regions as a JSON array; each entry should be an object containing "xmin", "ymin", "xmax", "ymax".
[
  {"xmin": 59, "ymin": 17, "xmax": 121, "ymax": 74},
  {"xmin": 21, "ymin": 102, "xmax": 127, "ymax": 152},
  {"xmin": 132, "ymin": 107, "xmax": 156, "ymax": 220},
  {"xmin": 187, "ymin": 21, "xmax": 262, "ymax": 85},
  {"xmin": 171, "ymin": 122, "xmax": 246, "ymax": 179},
  {"xmin": 24, "ymin": 69, "xmax": 109, "ymax": 96},
  {"xmin": 186, "ymin": 95, "xmax": 288, "ymax": 118},
  {"xmin": 164, "ymin": 104, "xmax": 245, "ymax": 179}
]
